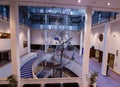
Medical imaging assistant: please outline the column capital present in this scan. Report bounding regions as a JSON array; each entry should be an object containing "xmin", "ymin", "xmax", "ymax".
[
  {"xmin": 10, "ymin": 1, "xmax": 18, "ymax": 6},
  {"xmin": 85, "ymin": 6, "xmax": 92, "ymax": 13}
]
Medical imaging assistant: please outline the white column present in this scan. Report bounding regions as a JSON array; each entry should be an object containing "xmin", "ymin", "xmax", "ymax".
[
  {"xmin": 45, "ymin": 14, "xmax": 47, "ymax": 24},
  {"xmin": 45, "ymin": 14, "xmax": 48, "ymax": 52},
  {"xmin": 44, "ymin": 30, "xmax": 47, "ymax": 52},
  {"xmin": 10, "ymin": 1, "xmax": 20, "ymax": 87},
  {"xmin": 82, "ymin": 7, "xmax": 92, "ymax": 87},
  {"xmin": 80, "ymin": 30, "xmax": 83, "ymax": 56},
  {"xmin": 27, "ymin": 28, "xmax": 31, "ymax": 53},
  {"xmin": 101, "ymin": 22, "xmax": 110, "ymax": 76}
]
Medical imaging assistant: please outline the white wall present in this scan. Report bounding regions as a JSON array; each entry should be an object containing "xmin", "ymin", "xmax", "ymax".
[
  {"xmin": 110, "ymin": 21, "xmax": 120, "ymax": 73},
  {"xmin": 91, "ymin": 26, "xmax": 104, "ymax": 50},
  {"xmin": 0, "ymin": 20, "xmax": 28, "ymax": 56},
  {"xmin": 19, "ymin": 26, "xmax": 28, "ymax": 56},
  {"xmin": 31, "ymin": 29, "xmax": 80, "ymax": 45},
  {"xmin": 0, "ymin": 20, "xmax": 11, "ymax": 51},
  {"xmin": 0, "ymin": 39, "xmax": 11, "ymax": 50},
  {"xmin": 91, "ymin": 20, "xmax": 120, "ymax": 74},
  {"xmin": 0, "ymin": 19, "xmax": 10, "ymax": 33},
  {"xmin": 31, "ymin": 29, "xmax": 44, "ymax": 44}
]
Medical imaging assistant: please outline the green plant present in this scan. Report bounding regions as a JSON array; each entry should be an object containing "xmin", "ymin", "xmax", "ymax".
[
  {"xmin": 7, "ymin": 75, "xmax": 18, "ymax": 87},
  {"xmin": 89, "ymin": 71, "xmax": 98, "ymax": 87}
]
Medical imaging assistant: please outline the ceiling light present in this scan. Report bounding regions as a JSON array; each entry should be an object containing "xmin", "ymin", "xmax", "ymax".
[
  {"xmin": 78, "ymin": 0, "xmax": 81, "ymax": 3},
  {"xmin": 107, "ymin": 2, "xmax": 111, "ymax": 6}
]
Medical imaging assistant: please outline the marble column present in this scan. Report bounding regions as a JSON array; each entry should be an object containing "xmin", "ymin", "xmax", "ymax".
[
  {"xmin": 27, "ymin": 28, "xmax": 31, "ymax": 53},
  {"xmin": 82, "ymin": 7, "xmax": 92, "ymax": 87},
  {"xmin": 101, "ymin": 22, "xmax": 110, "ymax": 76},
  {"xmin": 44, "ymin": 30, "xmax": 47, "ymax": 52},
  {"xmin": 10, "ymin": 1, "xmax": 20, "ymax": 87},
  {"xmin": 45, "ymin": 14, "xmax": 48, "ymax": 52},
  {"xmin": 80, "ymin": 30, "xmax": 83, "ymax": 56}
]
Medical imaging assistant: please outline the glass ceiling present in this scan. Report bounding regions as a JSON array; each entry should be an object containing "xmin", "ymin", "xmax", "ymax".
[
  {"xmin": 0, "ymin": 5, "xmax": 118, "ymax": 30},
  {"xmin": 19, "ymin": 6, "xmax": 85, "ymax": 30}
]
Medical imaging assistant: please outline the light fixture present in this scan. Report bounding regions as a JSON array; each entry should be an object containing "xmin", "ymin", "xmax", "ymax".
[
  {"xmin": 107, "ymin": 2, "xmax": 111, "ymax": 6},
  {"xmin": 0, "ymin": 32, "xmax": 2, "ymax": 37},
  {"xmin": 78, "ymin": 0, "xmax": 81, "ymax": 3}
]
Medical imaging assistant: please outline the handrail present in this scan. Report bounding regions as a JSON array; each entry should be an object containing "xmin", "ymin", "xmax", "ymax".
[
  {"xmin": 0, "ymin": 77, "xmax": 82, "ymax": 87},
  {"xmin": 32, "ymin": 53, "xmax": 54, "ymax": 78},
  {"xmin": 0, "ymin": 78, "xmax": 8, "ymax": 84},
  {"xmin": 32, "ymin": 52, "xmax": 84, "ymax": 78},
  {"xmin": 21, "ymin": 77, "xmax": 82, "ymax": 87},
  {"xmin": 20, "ymin": 53, "xmax": 37, "ymax": 68}
]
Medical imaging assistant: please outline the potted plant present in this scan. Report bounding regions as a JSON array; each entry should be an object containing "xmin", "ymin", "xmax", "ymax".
[
  {"xmin": 89, "ymin": 71, "xmax": 98, "ymax": 87},
  {"xmin": 7, "ymin": 75, "xmax": 18, "ymax": 87}
]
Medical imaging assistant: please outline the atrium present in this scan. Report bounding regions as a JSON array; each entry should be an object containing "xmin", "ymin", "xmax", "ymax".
[{"xmin": 0, "ymin": 0, "xmax": 120, "ymax": 87}]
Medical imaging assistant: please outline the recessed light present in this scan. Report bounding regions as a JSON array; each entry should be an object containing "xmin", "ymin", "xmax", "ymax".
[
  {"xmin": 78, "ymin": 0, "xmax": 81, "ymax": 3},
  {"xmin": 107, "ymin": 2, "xmax": 111, "ymax": 6}
]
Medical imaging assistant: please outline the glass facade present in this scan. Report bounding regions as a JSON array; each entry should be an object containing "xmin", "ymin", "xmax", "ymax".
[{"xmin": 0, "ymin": 5, "xmax": 118, "ymax": 30}]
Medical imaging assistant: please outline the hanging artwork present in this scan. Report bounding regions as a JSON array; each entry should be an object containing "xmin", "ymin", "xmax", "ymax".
[
  {"xmin": 98, "ymin": 33, "xmax": 103, "ymax": 42},
  {"xmin": 23, "ymin": 41, "xmax": 27, "ymax": 48},
  {"xmin": 0, "ymin": 32, "xmax": 10, "ymax": 39}
]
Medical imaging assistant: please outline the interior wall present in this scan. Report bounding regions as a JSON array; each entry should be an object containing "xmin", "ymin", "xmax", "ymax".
[
  {"xmin": 0, "ymin": 39, "xmax": 11, "ymax": 50},
  {"xmin": 110, "ymin": 21, "xmax": 120, "ymax": 73},
  {"xmin": 91, "ymin": 20, "xmax": 120, "ymax": 74},
  {"xmin": 31, "ymin": 29, "xmax": 80, "ymax": 45},
  {"xmin": 0, "ymin": 20, "xmax": 11, "ymax": 51},
  {"xmin": 91, "ymin": 26, "xmax": 104, "ymax": 51},
  {"xmin": 0, "ymin": 20, "xmax": 28, "ymax": 56},
  {"xmin": 31, "ymin": 29, "xmax": 44, "ymax": 45},
  {"xmin": 19, "ymin": 26, "xmax": 28, "ymax": 56},
  {"xmin": 0, "ymin": 20, "xmax": 10, "ymax": 33}
]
